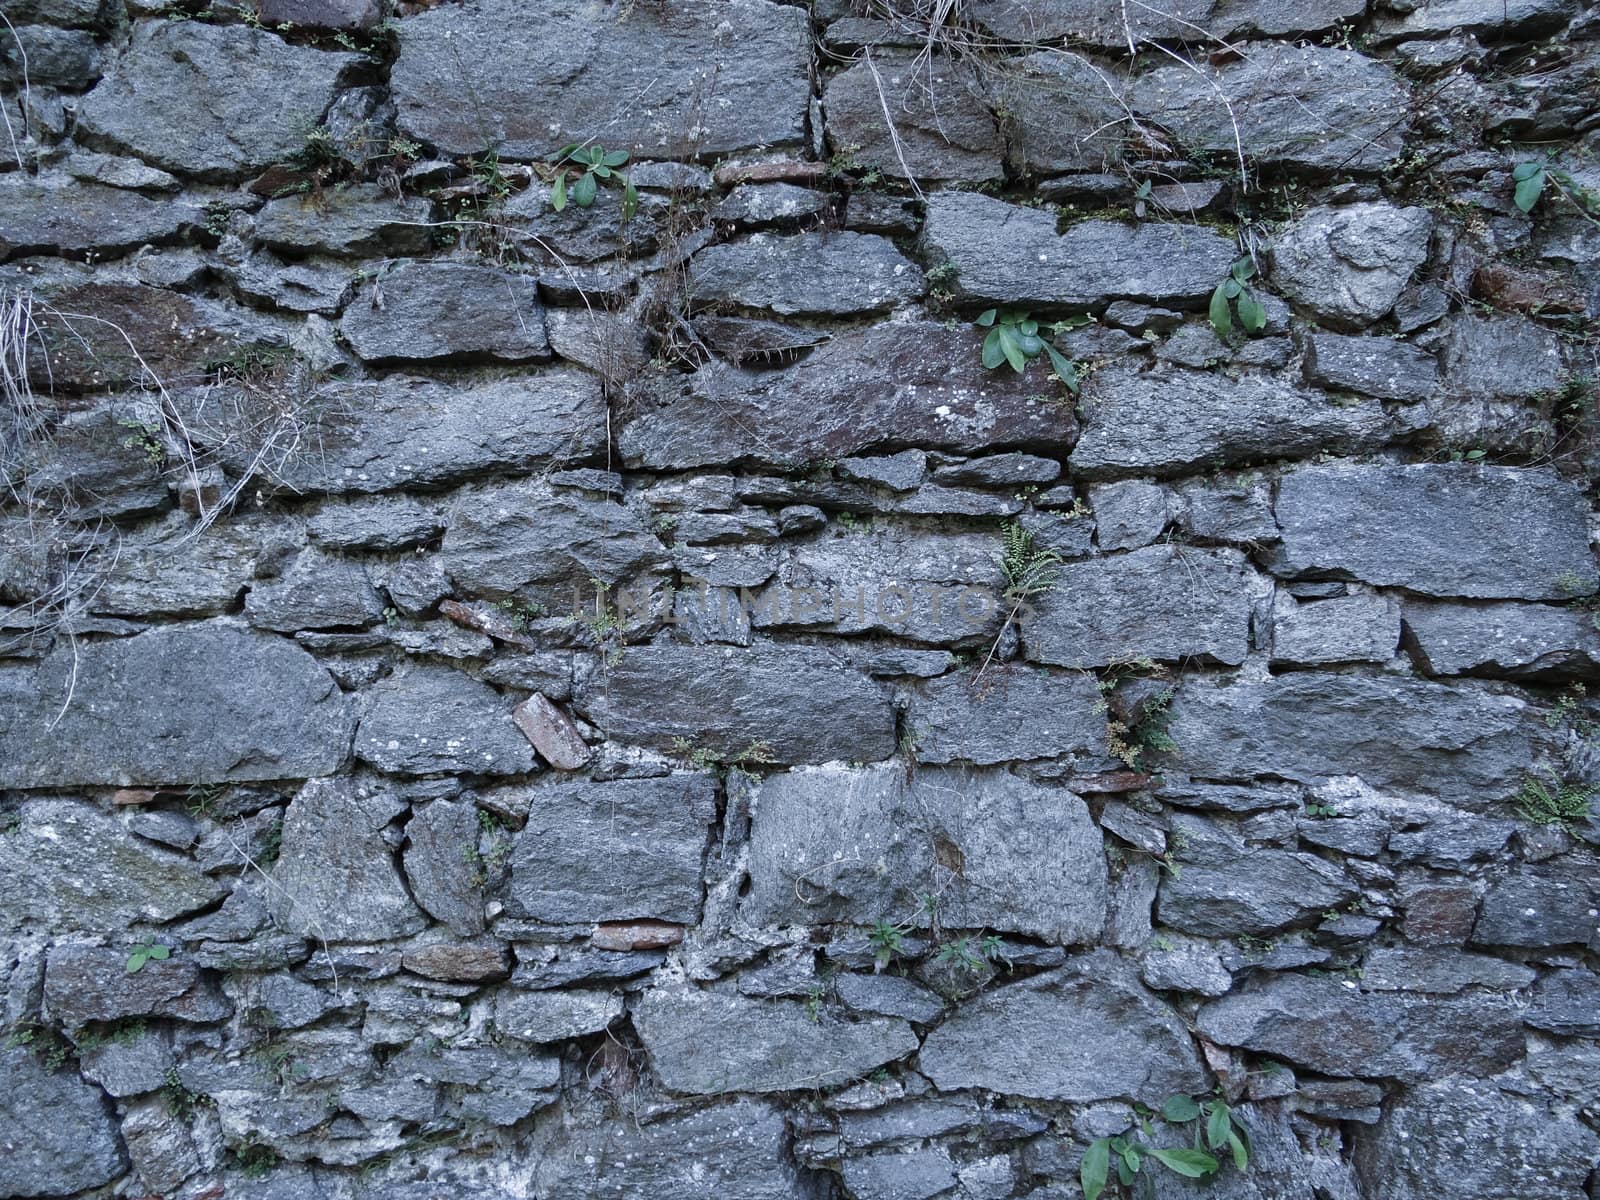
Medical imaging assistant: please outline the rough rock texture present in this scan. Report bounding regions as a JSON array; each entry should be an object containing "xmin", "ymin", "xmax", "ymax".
[
  {"xmin": 743, "ymin": 764, "xmax": 1107, "ymax": 942},
  {"xmin": 77, "ymin": 23, "xmax": 358, "ymax": 178},
  {"xmin": 1072, "ymin": 363, "xmax": 1412, "ymax": 478},
  {"xmin": 633, "ymin": 984, "xmax": 918, "ymax": 1093},
  {"xmin": 1, "ymin": 1045, "xmax": 127, "ymax": 1196},
  {"xmin": 0, "ymin": 625, "xmax": 353, "ymax": 787},
  {"xmin": 1168, "ymin": 671, "xmax": 1549, "ymax": 802},
  {"xmin": 619, "ymin": 319, "xmax": 1071, "ymax": 470},
  {"xmin": 1131, "ymin": 44, "xmax": 1411, "ymax": 172},
  {"xmin": 1271, "ymin": 203, "xmax": 1433, "ymax": 330},
  {"xmin": 6, "ymin": 1, "xmax": 1600, "ymax": 1195},
  {"xmin": 919, "ymin": 952, "xmax": 1207, "ymax": 1101},
  {"xmin": 922, "ymin": 193, "xmax": 1236, "ymax": 307},
  {"xmin": 1274, "ymin": 464, "xmax": 1596, "ymax": 600},
  {"xmin": 573, "ymin": 644, "xmax": 896, "ymax": 764},
  {"xmin": 391, "ymin": 0, "xmax": 810, "ymax": 159},
  {"xmin": 507, "ymin": 775, "xmax": 716, "ymax": 924}
]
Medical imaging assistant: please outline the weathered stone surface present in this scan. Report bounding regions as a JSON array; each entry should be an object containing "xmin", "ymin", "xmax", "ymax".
[
  {"xmin": 1354, "ymin": 1078, "xmax": 1600, "ymax": 1200},
  {"xmin": 512, "ymin": 693, "xmax": 592, "ymax": 770},
  {"xmin": 508, "ymin": 775, "xmax": 716, "ymax": 924},
  {"xmin": 1439, "ymin": 314, "xmax": 1565, "ymax": 401},
  {"xmin": 0, "ymin": 624, "xmax": 353, "ymax": 787},
  {"xmin": 919, "ymin": 951, "xmax": 1206, "ymax": 1102},
  {"xmin": 1525, "ymin": 969, "xmax": 1600, "ymax": 1036},
  {"xmin": 402, "ymin": 941, "xmax": 509, "ymax": 982},
  {"xmin": 254, "ymin": 185, "xmax": 434, "ymax": 257},
  {"xmin": 44, "ymin": 945, "xmax": 230, "ymax": 1026},
  {"xmin": 392, "ymin": 0, "xmax": 810, "ymax": 159},
  {"xmin": 340, "ymin": 261, "xmax": 549, "ymax": 364},
  {"xmin": 1196, "ymin": 974, "xmax": 1521, "ymax": 1081},
  {"xmin": 973, "ymin": 0, "xmax": 1366, "ymax": 44},
  {"xmin": 355, "ymin": 664, "xmax": 535, "ymax": 776},
  {"xmin": 921, "ymin": 193, "xmax": 1236, "ymax": 307},
  {"xmin": 996, "ymin": 51, "xmax": 1126, "ymax": 175},
  {"xmin": 841, "ymin": 1149, "xmax": 958, "ymax": 1200},
  {"xmin": 1359, "ymin": 947, "xmax": 1536, "ymax": 994},
  {"xmin": 1072, "ymin": 363, "xmax": 1410, "ymax": 478},
  {"xmin": 1404, "ymin": 600, "xmax": 1600, "ymax": 679},
  {"xmin": 0, "ymin": 799, "xmax": 224, "ymax": 935},
  {"xmin": 743, "ymin": 764, "xmax": 1108, "ymax": 942},
  {"xmin": 440, "ymin": 479, "xmax": 666, "ymax": 595},
  {"xmin": 822, "ymin": 54, "xmax": 1003, "ymax": 183},
  {"xmin": 1472, "ymin": 861, "xmax": 1599, "ymax": 948},
  {"xmin": 689, "ymin": 232, "xmax": 922, "ymax": 316},
  {"xmin": 1302, "ymin": 333, "xmax": 1439, "ymax": 401},
  {"xmin": 78, "ymin": 23, "xmax": 357, "ymax": 179},
  {"xmin": 1132, "ymin": 45, "xmax": 1410, "ymax": 172},
  {"xmin": 633, "ymin": 984, "xmax": 917, "ymax": 1094},
  {"xmin": 1173, "ymin": 671, "xmax": 1550, "ymax": 804},
  {"xmin": 0, "ymin": 1044, "xmax": 127, "ymax": 1197},
  {"xmin": 90, "ymin": 518, "xmax": 303, "ymax": 619},
  {"xmin": 1160, "ymin": 847, "xmax": 1357, "ymax": 936},
  {"xmin": 494, "ymin": 988, "xmax": 623, "ymax": 1042},
  {"xmin": 1271, "ymin": 592, "xmax": 1401, "ymax": 666},
  {"xmin": 271, "ymin": 777, "xmax": 427, "ymax": 941},
  {"xmin": 751, "ymin": 527, "xmax": 1004, "ymax": 642},
  {"xmin": 533, "ymin": 1098, "xmax": 810, "ymax": 1199},
  {"xmin": 246, "ymin": 550, "xmax": 385, "ymax": 631},
  {"xmin": 402, "ymin": 800, "xmax": 486, "ymax": 936},
  {"xmin": 18, "ymin": 402, "xmax": 170, "ymax": 521},
  {"xmin": 620, "ymin": 320, "xmax": 1072, "ymax": 470},
  {"xmin": 0, "ymin": 175, "xmax": 193, "ymax": 262},
  {"xmin": 1373, "ymin": 0, "xmax": 1579, "ymax": 38},
  {"xmin": 835, "ymin": 973, "xmax": 947, "ymax": 1024},
  {"xmin": 1025, "ymin": 545, "xmax": 1264, "ymax": 668},
  {"xmin": 573, "ymin": 643, "xmax": 896, "ymax": 764},
  {"xmin": 1271, "ymin": 203, "xmax": 1432, "ymax": 330},
  {"xmin": 259, "ymin": 0, "xmax": 381, "ymax": 30},
  {"xmin": 907, "ymin": 669, "xmax": 1107, "ymax": 764},
  {"xmin": 1274, "ymin": 464, "xmax": 1596, "ymax": 600},
  {"xmin": 223, "ymin": 371, "xmax": 603, "ymax": 495}
]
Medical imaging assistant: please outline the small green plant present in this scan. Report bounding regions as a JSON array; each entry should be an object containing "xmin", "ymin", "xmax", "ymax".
[
  {"xmin": 974, "ymin": 309, "xmax": 1081, "ymax": 394},
  {"xmin": 549, "ymin": 143, "xmax": 638, "ymax": 218},
  {"xmin": 1512, "ymin": 160, "xmax": 1600, "ymax": 220},
  {"xmin": 1304, "ymin": 802, "xmax": 1340, "ymax": 819},
  {"xmin": 233, "ymin": 1138, "xmax": 279, "ymax": 1180},
  {"xmin": 162, "ymin": 1065, "xmax": 208, "ymax": 1121},
  {"xmin": 118, "ymin": 419, "xmax": 165, "ymax": 467},
  {"xmin": 126, "ymin": 938, "xmax": 170, "ymax": 974},
  {"xmin": 1000, "ymin": 521, "xmax": 1061, "ymax": 608},
  {"xmin": 934, "ymin": 933, "xmax": 1007, "ymax": 975},
  {"xmin": 1208, "ymin": 258, "xmax": 1267, "ymax": 338},
  {"xmin": 1515, "ymin": 773, "xmax": 1597, "ymax": 828},
  {"xmin": 186, "ymin": 783, "xmax": 223, "ymax": 818},
  {"xmin": 1082, "ymin": 1095, "xmax": 1251, "ymax": 1200},
  {"xmin": 496, "ymin": 597, "xmax": 547, "ymax": 629},
  {"xmin": 804, "ymin": 983, "xmax": 826, "ymax": 1023},
  {"xmin": 868, "ymin": 920, "xmax": 907, "ymax": 972}
]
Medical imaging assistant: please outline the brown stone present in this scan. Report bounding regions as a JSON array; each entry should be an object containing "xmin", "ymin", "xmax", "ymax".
[
  {"xmin": 113, "ymin": 788, "xmax": 161, "ymax": 805},
  {"xmin": 712, "ymin": 159, "xmax": 830, "ymax": 188},
  {"xmin": 512, "ymin": 692, "xmax": 592, "ymax": 770},
  {"xmin": 401, "ymin": 942, "xmax": 511, "ymax": 982},
  {"xmin": 1399, "ymin": 880, "xmax": 1478, "ymax": 947},
  {"xmin": 439, "ymin": 598, "xmax": 538, "ymax": 649},
  {"xmin": 592, "ymin": 920, "xmax": 686, "ymax": 951},
  {"xmin": 1474, "ymin": 262, "xmax": 1587, "ymax": 316}
]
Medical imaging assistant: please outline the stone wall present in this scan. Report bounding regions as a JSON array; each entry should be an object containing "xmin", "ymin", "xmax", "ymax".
[{"xmin": 2, "ymin": 0, "xmax": 1600, "ymax": 1197}]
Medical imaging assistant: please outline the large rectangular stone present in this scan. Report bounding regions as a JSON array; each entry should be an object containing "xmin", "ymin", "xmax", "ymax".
[
  {"xmin": 1403, "ymin": 600, "xmax": 1600, "ymax": 679},
  {"xmin": 1024, "ymin": 545, "xmax": 1265, "ymax": 668},
  {"xmin": 507, "ymin": 775, "xmax": 716, "ymax": 924},
  {"xmin": 1167, "ymin": 672, "xmax": 1552, "ymax": 807},
  {"xmin": 741, "ymin": 764, "xmax": 1107, "ymax": 943},
  {"xmin": 572, "ymin": 643, "xmax": 896, "ymax": 765},
  {"xmin": 1274, "ymin": 464, "xmax": 1596, "ymax": 600},
  {"xmin": 906, "ymin": 668, "xmax": 1107, "ymax": 765}
]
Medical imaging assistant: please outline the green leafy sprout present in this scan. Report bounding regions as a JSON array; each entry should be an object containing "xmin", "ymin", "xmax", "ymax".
[
  {"xmin": 1209, "ymin": 258, "xmax": 1267, "ymax": 338},
  {"xmin": 1082, "ymin": 1094, "xmax": 1251, "ymax": 1200},
  {"xmin": 974, "ymin": 308, "xmax": 1081, "ymax": 394},
  {"xmin": 549, "ymin": 143, "xmax": 638, "ymax": 219},
  {"xmin": 1515, "ymin": 773, "xmax": 1597, "ymax": 829},
  {"xmin": 126, "ymin": 939, "xmax": 170, "ymax": 974}
]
